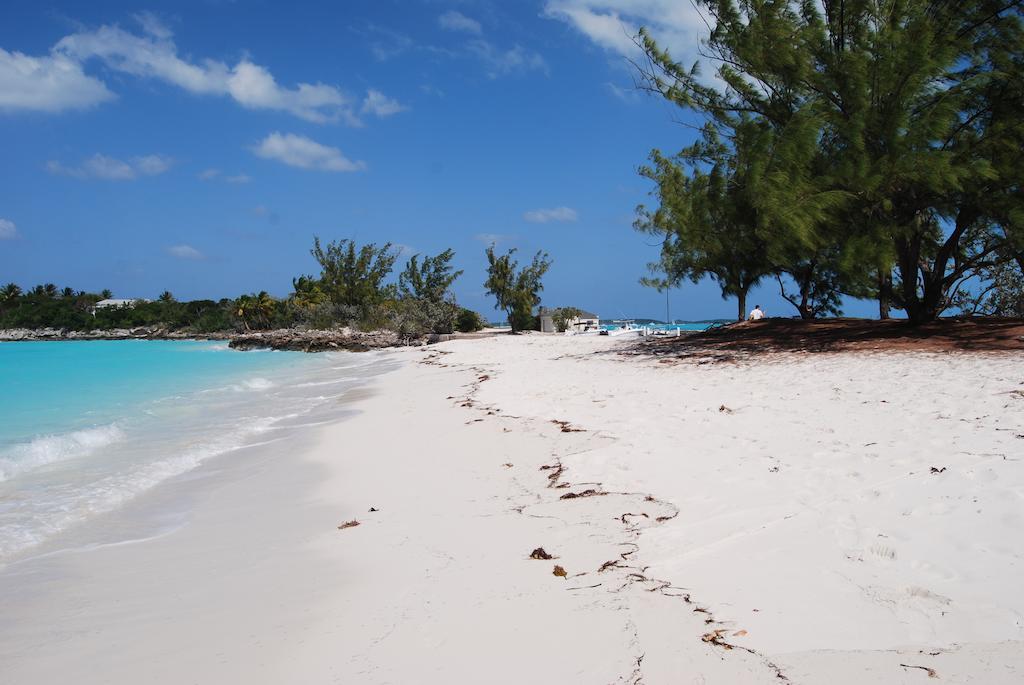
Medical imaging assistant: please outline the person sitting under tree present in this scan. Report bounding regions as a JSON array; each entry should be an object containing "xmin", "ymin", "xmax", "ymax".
[{"xmin": 748, "ymin": 305, "xmax": 765, "ymax": 321}]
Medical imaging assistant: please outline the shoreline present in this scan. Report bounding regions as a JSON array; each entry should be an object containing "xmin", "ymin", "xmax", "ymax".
[
  {"xmin": 0, "ymin": 326, "xmax": 425, "ymax": 352},
  {"xmin": 1, "ymin": 336, "xmax": 1022, "ymax": 682}
]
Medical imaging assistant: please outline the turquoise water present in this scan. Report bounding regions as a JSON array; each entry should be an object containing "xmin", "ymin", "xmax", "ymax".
[
  {"xmin": 0, "ymin": 340, "xmax": 386, "ymax": 562},
  {"xmin": 0, "ymin": 341, "xmax": 299, "ymax": 448}
]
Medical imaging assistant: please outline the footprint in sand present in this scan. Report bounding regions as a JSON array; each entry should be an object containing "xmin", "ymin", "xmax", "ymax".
[{"xmin": 868, "ymin": 542, "xmax": 897, "ymax": 561}]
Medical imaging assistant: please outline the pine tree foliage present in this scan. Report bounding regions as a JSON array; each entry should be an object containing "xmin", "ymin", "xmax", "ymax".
[
  {"xmin": 310, "ymin": 237, "xmax": 399, "ymax": 310},
  {"xmin": 635, "ymin": 0, "xmax": 1024, "ymax": 322},
  {"xmin": 483, "ymin": 245, "xmax": 552, "ymax": 332},
  {"xmin": 398, "ymin": 249, "xmax": 464, "ymax": 303}
]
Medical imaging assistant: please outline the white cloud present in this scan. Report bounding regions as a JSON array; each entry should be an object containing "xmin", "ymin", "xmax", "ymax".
[
  {"xmin": 251, "ymin": 132, "xmax": 365, "ymax": 172},
  {"xmin": 467, "ymin": 40, "xmax": 548, "ymax": 78},
  {"xmin": 543, "ymin": 0, "xmax": 705, "ymax": 64},
  {"xmin": 363, "ymin": 24, "xmax": 415, "ymax": 62},
  {"xmin": 0, "ymin": 218, "xmax": 17, "ymax": 239},
  {"xmin": 361, "ymin": 89, "xmax": 406, "ymax": 117},
  {"xmin": 606, "ymin": 80, "xmax": 639, "ymax": 101},
  {"xmin": 439, "ymin": 11, "xmax": 483, "ymax": 35},
  {"xmin": 0, "ymin": 47, "xmax": 114, "ymax": 113},
  {"xmin": 46, "ymin": 153, "xmax": 173, "ymax": 180},
  {"xmin": 51, "ymin": 20, "xmax": 401, "ymax": 125},
  {"xmin": 200, "ymin": 168, "xmax": 251, "ymax": 183},
  {"xmin": 133, "ymin": 11, "xmax": 174, "ymax": 40},
  {"xmin": 134, "ymin": 154, "xmax": 173, "ymax": 175},
  {"xmin": 166, "ymin": 244, "xmax": 205, "ymax": 260},
  {"xmin": 524, "ymin": 206, "xmax": 578, "ymax": 223},
  {"xmin": 475, "ymin": 232, "xmax": 516, "ymax": 245}
]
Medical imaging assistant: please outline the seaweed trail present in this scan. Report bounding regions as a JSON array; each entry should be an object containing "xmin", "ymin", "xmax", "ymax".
[{"xmin": 434, "ymin": 348, "xmax": 791, "ymax": 683}]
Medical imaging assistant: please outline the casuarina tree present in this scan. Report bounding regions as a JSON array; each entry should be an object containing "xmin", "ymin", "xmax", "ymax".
[{"xmin": 483, "ymin": 245, "xmax": 552, "ymax": 332}]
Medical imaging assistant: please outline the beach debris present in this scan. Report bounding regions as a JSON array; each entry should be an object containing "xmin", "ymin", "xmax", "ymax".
[
  {"xmin": 502, "ymin": 463, "xmax": 514, "ymax": 468},
  {"xmin": 702, "ymin": 630, "xmax": 733, "ymax": 649},
  {"xmin": 530, "ymin": 547, "xmax": 553, "ymax": 560},
  {"xmin": 899, "ymin": 664, "xmax": 938, "ymax": 678},
  {"xmin": 930, "ymin": 466, "xmax": 947, "ymax": 474},
  {"xmin": 719, "ymin": 404, "xmax": 733, "ymax": 414},
  {"xmin": 620, "ymin": 512, "xmax": 649, "ymax": 524},
  {"xmin": 551, "ymin": 419, "xmax": 585, "ymax": 433},
  {"xmin": 598, "ymin": 559, "xmax": 622, "ymax": 573},
  {"xmin": 733, "ymin": 630, "xmax": 748, "ymax": 637},
  {"xmin": 560, "ymin": 489, "xmax": 603, "ymax": 500},
  {"xmin": 368, "ymin": 507, "xmax": 378, "ymax": 512},
  {"xmin": 540, "ymin": 462, "xmax": 565, "ymax": 486},
  {"xmin": 552, "ymin": 564, "xmax": 568, "ymax": 578},
  {"xmin": 769, "ymin": 465, "xmax": 780, "ymax": 473},
  {"xmin": 337, "ymin": 520, "xmax": 360, "ymax": 530},
  {"xmin": 478, "ymin": 374, "xmax": 491, "ymax": 382}
]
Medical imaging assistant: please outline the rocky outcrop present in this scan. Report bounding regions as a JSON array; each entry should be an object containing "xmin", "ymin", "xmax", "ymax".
[
  {"xmin": 0, "ymin": 327, "xmax": 229, "ymax": 341},
  {"xmin": 227, "ymin": 328, "xmax": 419, "ymax": 352},
  {"xmin": 0, "ymin": 326, "xmax": 422, "ymax": 352}
]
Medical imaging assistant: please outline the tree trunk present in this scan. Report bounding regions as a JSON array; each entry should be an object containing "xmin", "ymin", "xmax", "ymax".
[
  {"xmin": 877, "ymin": 271, "xmax": 891, "ymax": 320},
  {"xmin": 737, "ymin": 289, "xmax": 747, "ymax": 322},
  {"xmin": 894, "ymin": 232, "xmax": 930, "ymax": 324},
  {"xmin": 798, "ymin": 288, "xmax": 814, "ymax": 319},
  {"xmin": 897, "ymin": 209, "xmax": 978, "ymax": 324}
]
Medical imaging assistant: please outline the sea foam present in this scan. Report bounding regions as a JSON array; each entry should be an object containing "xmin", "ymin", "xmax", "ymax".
[{"xmin": 0, "ymin": 424, "xmax": 126, "ymax": 482}]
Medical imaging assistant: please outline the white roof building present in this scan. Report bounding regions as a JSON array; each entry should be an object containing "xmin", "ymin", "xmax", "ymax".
[{"xmin": 93, "ymin": 298, "xmax": 145, "ymax": 309}]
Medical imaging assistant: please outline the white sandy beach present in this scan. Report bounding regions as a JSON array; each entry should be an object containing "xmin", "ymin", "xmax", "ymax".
[{"xmin": 1, "ymin": 334, "xmax": 1022, "ymax": 683}]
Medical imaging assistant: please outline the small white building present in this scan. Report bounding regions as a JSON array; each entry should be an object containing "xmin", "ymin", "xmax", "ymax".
[
  {"xmin": 571, "ymin": 310, "xmax": 600, "ymax": 331},
  {"xmin": 92, "ymin": 298, "xmax": 148, "ymax": 314}
]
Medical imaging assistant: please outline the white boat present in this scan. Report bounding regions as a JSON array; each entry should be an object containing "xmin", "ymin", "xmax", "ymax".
[{"xmin": 600, "ymin": 320, "xmax": 641, "ymax": 337}]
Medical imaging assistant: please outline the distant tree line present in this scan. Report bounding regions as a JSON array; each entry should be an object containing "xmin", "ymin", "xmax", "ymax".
[
  {"xmin": 0, "ymin": 283, "xmax": 238, "ymax": 333},
  {"xmin": 1, "ymin": 238, "xmax": 558, "ymax": 335},
  {"xmin": 634, "ymin": 0, "xmax": 1024, "ymax": 322}
]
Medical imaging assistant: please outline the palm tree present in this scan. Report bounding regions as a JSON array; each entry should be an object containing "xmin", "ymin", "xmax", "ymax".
[
  {"xmin": 61, "ymin": 287, "xmax": 75, "ymax": 298},
  {"xmin": 291, "ymin": 275, "xmax": 327, "ymax": 309},
  {"xmin": 100, "ymin": 289, "xmax": 113, "ymax": 299},
  {"xmin": 158, "ymin": 291, "xmax": 175, "ymax": 303},
  {"xmin": 43, "ymin": 283, "xmax": 58, "ymax": 298},
  {"xmin": 1, "ymin": 283, "xmax": 21, "ymax": 302},
  {"xmin": 234, "ymin": 294, "xmax": 254, "ymax": 330},
  {"xmin": 254, "ymin": 291, "xmax": 276, "ymax": 328}
]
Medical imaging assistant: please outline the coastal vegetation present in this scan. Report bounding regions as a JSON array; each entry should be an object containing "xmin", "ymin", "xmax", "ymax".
[
  {"xmin": 635, "ymin": 0, "xmax": 1024, "ymax": 323},
  {"xmin": 483, "ymin": 245, "xmax": 553, "ymax": 332},
  {"xmin": 551, "ymin": 307, "xmax": 584, "ymax": 333},
  {"xmin": 0, "ymin": 238, "xmax": 489, "ymax": 336}
]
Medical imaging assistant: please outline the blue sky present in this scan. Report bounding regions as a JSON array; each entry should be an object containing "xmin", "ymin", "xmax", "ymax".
[{"xmin": 0, "ymin": 0, "xmax": 879, "ymax": 321}]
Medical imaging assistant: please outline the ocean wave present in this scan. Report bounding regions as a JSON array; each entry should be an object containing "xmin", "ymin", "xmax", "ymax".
[
  {"xmin": 0, "ymin": 415, "xmax": 285, "ymax": 560},
  {"xmin": 294, "ymin": 376, "xmax": 354, "ymax": 388},
  {"xmin": 0, "ymin": 424, "xmax": 126, "ymax": 482},
  {"xmin": 230, "ymin": 377, "xmax": 275, "ymax": 392}
]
